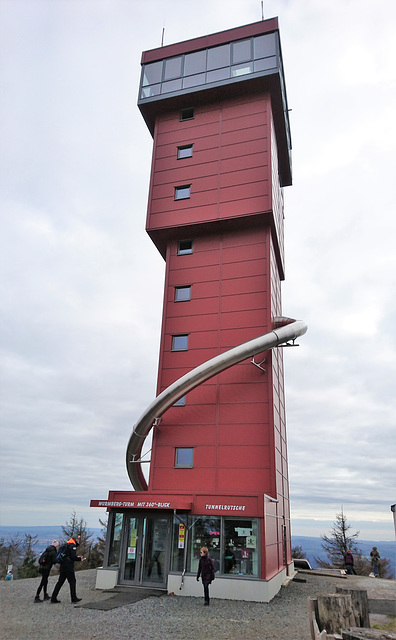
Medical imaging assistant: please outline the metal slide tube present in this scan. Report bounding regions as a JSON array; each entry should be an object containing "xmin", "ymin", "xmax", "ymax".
[{"xmin": 126, "ymin": 320, "xmax": 307, "ymax": 491}]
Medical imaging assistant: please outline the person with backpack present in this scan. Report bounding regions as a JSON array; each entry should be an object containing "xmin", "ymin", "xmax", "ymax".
[
  {"xmin": 51, "ymin": 536, "xmax": 85, "ymax": 604},
  {"xmin": 34, "ymin": 540, "xmax": 59, "ymax": 603}
]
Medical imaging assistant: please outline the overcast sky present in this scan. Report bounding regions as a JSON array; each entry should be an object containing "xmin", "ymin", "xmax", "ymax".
[{"xmin": 1, "ymin": 0, "xmax": 395, "ymax": 543}]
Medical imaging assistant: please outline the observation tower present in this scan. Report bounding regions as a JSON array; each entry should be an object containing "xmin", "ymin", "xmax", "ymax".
[{"xmin": 91, "ymin": 17, "xmax": 307, "ymax": 602}]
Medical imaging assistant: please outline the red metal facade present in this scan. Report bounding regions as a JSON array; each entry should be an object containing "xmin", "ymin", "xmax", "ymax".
[{"xmin": 144, "ymin": 88, "xmax": 290, "ymax": 577}]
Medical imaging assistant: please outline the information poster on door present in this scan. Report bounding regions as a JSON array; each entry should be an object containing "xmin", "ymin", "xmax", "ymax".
[
  {"xmin": 178, "ymin": 524, "xmax": 185, "ymax": 549},
  {"xmin": 128, "ymin": 528, "xmax": 137, "ymax": 559}
]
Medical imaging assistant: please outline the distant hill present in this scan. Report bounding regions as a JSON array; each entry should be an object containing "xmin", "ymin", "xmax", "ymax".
[
  {"xmin": 292, "ymin": 535, "xmax": 395, "ymax": 577},
  {"xmin": 0, "ymin": 525, "xmax": 102, "ymax": 552}
]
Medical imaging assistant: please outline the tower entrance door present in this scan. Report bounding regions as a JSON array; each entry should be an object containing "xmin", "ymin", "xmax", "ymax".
[{"xmin": 119, "ymin": 513, "xmax": 170, "ymax": 588}]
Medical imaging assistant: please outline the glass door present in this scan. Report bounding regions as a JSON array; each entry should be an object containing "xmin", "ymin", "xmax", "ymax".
[
  {"xmin": 120, "ymin": 513, "xmax": 170, "ymax": 588},
  {"xmin": 121, "ymin": 516, "xmax": 140, "ymax": 582},
  {"xmin": 141, "ymin": 516, "xmax": 168, "ymax": 586}
]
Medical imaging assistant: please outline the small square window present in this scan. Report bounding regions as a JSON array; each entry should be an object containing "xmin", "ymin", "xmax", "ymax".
[
  {"xmin": 177, "ymin": 240, "xmax": 193, "ymax": 255},
  {"xmin": 173, "ymin": 396, "xmax": 186, "ymax": 407},
  {"xmin": 177, "ymin": 144, "xmax": 193, "ymax": 159},
  {"xmin": 175, "ymin": 286, "xmax": 191, "ymax": 301},
  {"xmin": 180, "ymin": 108, "xmax": 195, "ymax": 121},
  {"xmin": 175, "ymin": 447, "xmax": 194, "ymax": 468},
  {"xmin": 172, "ymin": 335, "xmax": 188, "ymax": 351},
  {"xmin": 175, "ymin": 185, "xmax": 191, "ymax": 200}
]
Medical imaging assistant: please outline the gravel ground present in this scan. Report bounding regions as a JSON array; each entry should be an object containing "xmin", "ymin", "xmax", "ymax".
[{"xmin": 0, "ymin": 569, "xmax": 392, "ymax": 640}]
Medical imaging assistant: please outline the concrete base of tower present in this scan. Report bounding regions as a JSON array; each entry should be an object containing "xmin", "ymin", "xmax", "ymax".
[
  {"xmin": 95, "ymin": 567, "xmax": 119, "ymax": 590},
  {"xmin": 168, "ymin": 568, "xmax": 288, "ymax": 603}
]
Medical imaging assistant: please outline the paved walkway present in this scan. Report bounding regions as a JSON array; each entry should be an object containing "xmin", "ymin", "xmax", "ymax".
[{"xmin": 343, "ymin": 575, "xmax": 396, "ymax": 616}]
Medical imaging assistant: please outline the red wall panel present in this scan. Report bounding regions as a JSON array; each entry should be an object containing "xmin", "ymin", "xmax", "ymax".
[
  {"xmin": 220, "ymin": 294, "xmax": 266, "ymax": 314},
  {"xmin": 218, "ymin": 402, "xmax": 270, "ymax": 425},
  {"xmin": 220, "ymin": 141, "xmax": 267, "ymax": 162},
  {"xmin": 219, "ymin": 166, "xmax": 268, "ymax": 189},
  {"xmin": 221, "ymin": 228, "xmax": 267, "ymax": 249},
  {"xmin": 166, "ymin": 302, "xmax": 220, "ymax": 320},
  {"xmin": 151, "ymin": 468, "xmax": 217, "ymax": 492},
  {"xmin": 153, "ymin": 160, "xmax": 219, "ymax": 185},
  {"xmin": 217, "ymin": 423, "xmax": 270, "ymax": 446},
  {"xmin": 218, "ymin": 196, "xmax": 270, "ymax": 217},
  {"xmin": 221, "ymin": 274, "xmax": 267, "ymax": 295},
  {"xmin": 218, "ymin": 382, "xmax": 269, "ymax": 403},
  {"xmin": 218, "ymin": 328, "xmax": 271, "ymax": 348},
  {"xmin": 220, "ymin": 124, "xmax": 267, "ymax": 146},
  {"xmin": 217, "ymin": 468, "xmax": 272, "ymax": 493},
  {"xmin": 219, "ymin": 309, "xmax": 268, "ymax": 330},
  {"xmin": 156, "ymin": 120, "xmax": 220, "ymax": 146},
  {"xmin": 155, "ymin": 424, "xmax": 217, "ymax": 445},
  {"xmin": 169, "ymin": 261, "xmax": 221, "ymax": 281},
  {"xmin": 218, "ymin": 445, "xmax": 270, "ymax": 468}
]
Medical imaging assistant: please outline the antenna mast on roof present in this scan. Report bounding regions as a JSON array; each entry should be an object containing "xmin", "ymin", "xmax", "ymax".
[
  {"xmin": 161, "ymin": 22, "xmax": 165, "ymax": 47},
  {"xmin": 261, "ymin": 1, "xmax": 264, "ymax": 20}
]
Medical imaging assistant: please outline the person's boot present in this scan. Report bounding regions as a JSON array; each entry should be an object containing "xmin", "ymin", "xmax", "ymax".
[
  {"xmin": 43, "ymin": 593, "xmax": 50, "ymax": 601},
  {"xmin": 34, "ymin": 595, "xmax": 42, "ymax": 603},
  {"xmin": 71, "ymin": 597, "xmax": 82, "ymax": 603},
  {"xmin": 51, "ymin": 598, "xmax": 61, "ymax": 603}
]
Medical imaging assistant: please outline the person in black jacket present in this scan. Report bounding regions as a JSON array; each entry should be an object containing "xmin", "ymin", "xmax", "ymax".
[
  {"xmin": 370, "ymin": 546, "xmax": 381, "ymax": 577},
  {"xmin": 34, "ymin": 540, "xmax": 59, "ymax": 603},
  {"xmin": 196, "ymin": 546, "xmax": 215, "ymax": 606},
  {"xmin": 51, "ymin": 536, "xmax": 85, "ymax": 604},
  {"xmin": 344, "ymin": 549, "xmax": 356, "ymax": 575}
]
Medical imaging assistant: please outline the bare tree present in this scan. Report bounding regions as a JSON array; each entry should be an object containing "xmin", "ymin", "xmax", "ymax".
[
  {"xmin": 0, "ymin": 536, "xmax": 23, "ymax": 579},
  {"xmin": 377, "ymin": 557, "xmax": 394, "ymax": 579},
  {"xmin": 315, "ymin": 509, "xmax": 360, "ymax": 570},
  {"xmin": 95, "ymin": 516, "xmax": 107, "ymax": 561},
  {"xmin": 85, "ymin": 517, "xmax": 108, "ymax": 569},
  {"xmin": 61, "ymin": 510, "xmax": 105, "ymax": 570},
  {"xmin": 291, "ymin": 545, "xmax": 306, "ymax": 559},
  {"xmin": 18, "ymin": 534, "xmax": 39, "ymax": 579},
  {"xmin": 61, "ymin": 510, "xmax": 93, "ymax": 571}
]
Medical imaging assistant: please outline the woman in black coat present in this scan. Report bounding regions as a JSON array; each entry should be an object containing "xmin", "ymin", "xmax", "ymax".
[
  {"xmin": 34, "ymin": 540, "xmax": 59, "ymax": 602},
  {"xmin": 196, "ymin": 546, "xmax": 215, "ymax": 605}
]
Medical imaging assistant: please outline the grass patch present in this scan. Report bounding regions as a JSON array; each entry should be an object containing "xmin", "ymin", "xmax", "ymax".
[{"xmin": 372, "ymin": 616, "xmax": 396, "ymax": 631}]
